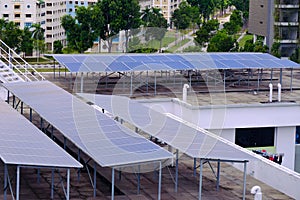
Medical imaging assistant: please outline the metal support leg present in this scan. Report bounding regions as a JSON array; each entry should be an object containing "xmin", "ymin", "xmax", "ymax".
[
  {"xmin": 175, "ymin": 149, "xmax": 179, "ymax": 192},
  {"xmin": 118, "ymin": 171, "xmax": 122, "ymax": 180},
  {"xmin": 111, "ymin": 168, "xmax": 115, "ymax": 200},
  {"xmin": 193, "ymin": 158, "xmax": 197, "ymax": 177},
  {"xmin": 93, "ymin": 162, "xmax": 97, "ymax": 197},
  {"xmin": 280, "ymin": 68, "xmax": 283, "ymax": 85},
  {"xmin": 198, "ymin": 159, "xmax": 203, "ymax": 200},
  {"xmin": 130, "ymin": 72, "xmax": 133, "ymax": 96},
  {"xmin": 12, "ymin": 95, "xmax": 15, "ymax": 108},
  {"xmin": 290, "ymin": 68, "xmax": 293, "ymax": 91},
  {"xmin": 20, "ymin": 102, "xmax": 23, "ymax": 114},
  {"xmin": 242, "ymin": 162, "xmax": 247, "ymax": 200},
  {"xmin": 80, "ymin": 73, "xmax": 84, "ymax": 93},
  {"xmin": 29, "ymin": 108, "xmax": 32, "ymax": 122},
  {"xmin": 67, "ymin": 169, "xmax": 70, "ymax": 200},
  {"xmin": 216, "ymin": 160, "xmax": 220, "ymax": 191},
  {"xmin": 37, "ymin": 168, "xmax": 40, "ymax": 183},
  {"xmin": 137, "ymin": 165, "xmax": 140, "ymax": 194},
  {"xmin": 4, "ymin": 164, "xmax": 7, "ymax": 200},
  {"xmin": 16, "ymin": 166, "xmax": 20, "ymax": 200},
  {"xmin": 40, "ymin": 118, "xmax": 43, "ymax": 131},
  {"xmin": 51, "ymin": 125, "xmax": 54, "ymax": 139},
  {"xmin": 51, "ymin": 169, "xmax": 54, "ymax": 199},
  {"xmin": 154, "ymin": 71, "xmax": 157, "ymax": 96},
  {"xmin": 77, "ymin": 149, "xmax": 81, "ymax": 181},
  {"xmin": 158, "ymin": 162, "xmax": 162, "ymax": 200},
  {"xmin": 7, "ymin": 91, "xmax": 9, "ymax": 104},
  {"xmin": 64, "ymin": 137, "xmax": 66, "ymax": 150}
]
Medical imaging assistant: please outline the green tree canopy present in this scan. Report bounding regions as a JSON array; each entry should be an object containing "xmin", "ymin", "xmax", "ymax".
[
  {"xmin": 207, "ymin": 30, "xmax": 236, "ymax": 52},
  {"xmin": 171, "ymin": 2, "xmax": 200, "ymax": 30}
]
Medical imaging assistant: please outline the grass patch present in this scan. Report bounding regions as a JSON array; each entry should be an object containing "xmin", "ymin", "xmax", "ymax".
[
  {"xmin": 14, "ymin": 68, "xmax": 68, "ymax": 73},
  {"xmin": 168, "ymin": 38, "xmax": 190, "ymax": 52},
  {"xmin": 239, "ymin": 34, "xmax": 253, "ymax": 48}
]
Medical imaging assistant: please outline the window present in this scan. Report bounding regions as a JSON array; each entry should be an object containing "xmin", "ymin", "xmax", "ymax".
[
  {"xmin": 260, "ymin": 5, "xmax": 264, "ymax": 8},
  {"xmin": 46, "ymin": 27, "xmax": 52, "ymax": 30},
  {"xmin": 14, "ymin": 5, "xmax": 20, "ymax": 9},
  {"xmin": 235, "ymin": 127, "xmax": 275, "ymax": 148},
  {"xmin": 296, "ymin": 127, "xmax": 300, "ymax": 144},
  {"xmin": 24, "ymin": 22, "xmax": 32, "ymax": 27},
  {"xmin": 69, "ymin": 8, "xmax": 72, "ymax": 12},
  {"xmin": 15, "ymin": 22, "xmax": 20, "ymax": 26},
  {"xmin": 14, "ymin": 13, "xmax": 21, "ymax": 18},
  {"xmin": 3, "ymin": 14, "xmax": 9, "ymax": 18},
  {"xmin": 27, "ymin": 4, "xmax": 30, "ymax": 8},
  {"xmin": 46, "ymin": 11, "xmax": 52, "ymax": 14},
  {"xmin": 69, "ymin": 1, "xmax": 73, "ymax": 4},
  {"xmin": 25, "ymin": 14, "xmax": 31, "ymax": 18},
  {"xmin": 46, "ymin": 34, "xmax": 52, "ymax": 38},
  {"xmin": 4, "ymin": 4, "xmax": 8, "ymax": 8},
  {"xmin": 260, "ymin": 21, "xmax": 263, "ymax": 24}
]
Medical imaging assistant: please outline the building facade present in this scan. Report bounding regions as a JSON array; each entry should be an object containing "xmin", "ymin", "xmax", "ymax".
[{"xmin": 249, "ymin": 0, "xmax": 300, "ymax": 57}]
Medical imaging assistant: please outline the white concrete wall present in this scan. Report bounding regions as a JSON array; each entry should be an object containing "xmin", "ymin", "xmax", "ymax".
[
  {"xmin": 209, "ymin": 128, "xmax": 235, "ymax": 143},
  {"xmin": 275, "ymin": 126, "xmax": 296, "ymax": 169}
]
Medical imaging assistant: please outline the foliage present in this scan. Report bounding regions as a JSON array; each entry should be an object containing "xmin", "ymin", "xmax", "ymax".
[
  {"xmin": 290, "ymin": 48, "xmax": 300, "ymax": 63},
  {"xmin": 182, "ymin": 45, "xmax": 202, "ymax": 52},
  {"xmin": 53, "ymin": 41, "xmax": 63, "ymax": 54},
  {"xmin": 141, "ymin": 7, "xmax": 168, "ymax": 52},
  {"xmin": 171, "ymin": 2, "xmax": 200, "ymax": 30},
  {"xmin": 207, "ymin": 30, "xmax": 236, "ymax": 52},
  {"xmin": 223, "ymin": 10, "xmax": 243, "ymax": 35},
  {"xmin": 271, "ymin": 42, "xmax": 281, "ymax": 58},
  {"xmin": 31, "ymin": 23, "xmax": 45, "ymax": 57},
  {"xmin": 194, "ymin": 19, "xmax": 219, "ymax": 46},
  {"xmin": 20, "ymin": 27, "xmax": 33, "ymax": 57},
  {"xmin": 1, "ymin": 21, "xmax": 23, "ymax": 52},
  {"xmin": 229, "ymin": 0, "xmax": 249, "ymax": 19},
  {"xmin": 187, "ymin": 0, "xmax": 219, "ymax": 21}
]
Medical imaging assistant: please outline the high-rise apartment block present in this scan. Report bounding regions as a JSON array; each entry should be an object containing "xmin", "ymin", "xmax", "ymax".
[{"xmin": 249, "ymin": 0, "xmax": 300, "ymax": 57}]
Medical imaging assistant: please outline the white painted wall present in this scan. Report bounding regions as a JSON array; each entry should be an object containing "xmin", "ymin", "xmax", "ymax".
[
  {"xmin": 275, "ymin": 126, "xmax": 296, "ymax": 169},
  {"xmin": 209, "ymin": 129, "xmax": 235, "ymax": 143}
]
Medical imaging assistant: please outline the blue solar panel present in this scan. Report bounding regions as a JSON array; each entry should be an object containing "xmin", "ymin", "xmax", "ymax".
[
  {"xmin": 50, "ymin": 53, "xmax": 300, "ymax": 72},
  {"xmin": 107, "ymin": 62, "xmax": 131, "ymax": 71},
  {"xmin": 235, "ymin": 60, "xmax": 266, "ymax": 68}
]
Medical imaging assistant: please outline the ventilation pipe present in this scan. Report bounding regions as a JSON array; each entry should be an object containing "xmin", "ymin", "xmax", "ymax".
[
  {"xmin": 269, "ymin": 83, "xmax": 273, "ymax": 102},
  {"xmin": 182, "ymin": 84, "xmax": 189, "ymax": 103},
  {"xmin": 278, "ymin": 83, "xmax": 281, "ymax": 102},
  {"xmin": 251, "ymin": 185, "xmax": 262, "ymax": 200}
]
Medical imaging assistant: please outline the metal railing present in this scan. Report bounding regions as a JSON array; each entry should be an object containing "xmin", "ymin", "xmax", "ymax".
[{"xmin": 0, "ymin": 39, "xmax": 45, "ymax": 82}]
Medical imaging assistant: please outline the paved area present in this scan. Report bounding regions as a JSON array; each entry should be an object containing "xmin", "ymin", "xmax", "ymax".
[{"xmin": 0, "ymin": 71, "xmax": 297, "ymax": 199}]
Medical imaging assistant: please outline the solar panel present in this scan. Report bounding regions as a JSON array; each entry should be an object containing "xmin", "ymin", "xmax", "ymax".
[
  {"xmin": 0, "ymin": 101, "xmax": 82, "ymax": 168},
  {"xmin": 3, "ymin": 81, "xmax": 173, "ymax": 167},
  {"xmin": 49, "ymin": 53, "xmax": 300, "ymax": 73},
  {"xmin": 79, "ymin": 93, "xmax": 255, "ymax": 160}
]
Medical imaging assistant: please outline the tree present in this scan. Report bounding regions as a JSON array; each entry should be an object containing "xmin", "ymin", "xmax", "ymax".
[
  {"xmin": 271, "ymin": 42, "xmax": 281, "ymax": 58},
  {"xmin": 97, "ymin": 0, "xmax": 141, "ymax": 52},
  {"xmin": 290, "ymin": 48, "xmax": 300, "ymax": 63},
  {"xmin": 229, "ymin": 0, "xmax": 249, "ymax": 20},
  {"xmin": 31, "ymin": 23, "xmax": 45, "ymax": 58},
  {"xmin": 20, "ymin": 27, "xmax": 33, "ymax": 57},
  {"xmin": 53, "ymin": 40, "xmax": 63, "ymax": 54},
  {"xmin": 223, "ymin": 10, "xmax": 243, "ymax": 35},
  {"xmin": 207, "ymin": 30, "xmax": 236, "ymax": 52},
  {"xmin": 195, "ymin": 28, "xmax": 209, "ymax": 46},
  {"xmin": 62, "ymin": 5, "xmax": 101, "ymax": 53},
  {"xmin": 187, "ymin": 0, "xmax": 219, "ymax": 21},
  {"xmin": 194, "ymin": 19, "xmax": 219, "ymax": 46},
  {"xmin": 171, "ymin": 2, "xmax": 200, "ymax": 30},
  {"xmin": 141, "ymin": 7, "xmax": 168, "ymax": 52},
  {"xmin": 2, "ymin": 21, "xmax": 22, "ymax": 52}
]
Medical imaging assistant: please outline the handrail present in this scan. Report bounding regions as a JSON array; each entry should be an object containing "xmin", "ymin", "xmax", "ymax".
[{"xmin": 0, "ymin": 39, "xmax": 45, "ymax": 81}]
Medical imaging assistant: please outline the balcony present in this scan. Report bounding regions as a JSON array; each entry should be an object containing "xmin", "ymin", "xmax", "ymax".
[
  {"xmin": 274, "ymin": 22, "xmax": 299, "ymax": 26},
  {"xmin": 278, "ymin": 39, "xmax": 299, "ymax": 44}
]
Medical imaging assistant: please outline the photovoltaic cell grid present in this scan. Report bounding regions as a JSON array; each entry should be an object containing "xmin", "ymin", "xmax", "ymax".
[
  {"xmin": 50, "ymin": 53, "xmax": 300, "ymax": 72},
  {"xmin": 79, "ymin": 93, "xmax": 255, "ymax": 161},
  {"xmin": 3, "ymin": 81, "xmax": 173, "ymax": 167},
  {"xmin": 0, "ymin": 101, "xmax": 82, "ymax": 168}
]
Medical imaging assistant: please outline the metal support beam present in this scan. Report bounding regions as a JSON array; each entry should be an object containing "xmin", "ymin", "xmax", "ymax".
[
  {"xmin": 290, "ymin": 68, "xmax": 293, "ymax": 91},
  {"xmin": 130, "ymin": 72, "xmax": 133, "ymax": 96},
  {"xmin": 16, "ymin": 166, "xmax": 20, "ymax": 200},
  {"xmin": 67, "ymin": 169, "xmax": 70, "ymax": 200},
  {"xmin": 7, "ymin": 91, "xmax": 10, "ymax": 104},
  {"xmin": 40, "ymin": 118, "xmax": 43, "ymax": 131},
  {"xmin": 64, "ymin": 137, "xmax": 66, "ymax": 150},
  {"xmin": 4, "ymin": 164, "xmax": 7, "ymax": 200},
  {"xmin": 111, "ymin": 168, "xmax": 115, "ymax": 200},
  {"xmin": 78, "ymin": 149, "xmax": 81, "ymax": 181},
  {"xmin": 193, "ymin": 158, "xmax": 197, "ymax": 177},
  {"xmin": 51, "ymin": 169, "xmax": 54, "ymax": 199},
  {"xmin": 137, "ymin": 165, "xmax": 140, "ymax": 194},
  {"xmin": 51, "ymin": 125, "xmax": 54, "ymax": 139},
  {"xmin": 198, "ymin": 159, "xmax": 203, "ymax": 200},
  {"xmin": 93, "ymin": 162, "xmax": 97, "ymax": 197},
  {"xmin": 216, "ymin": 160, "xmax": 220, "ymax": 191},
  {"xmin": 280, "ymin": 68, "xmax": 283, "ymax": 85},
  {"xmin": 30, "ymin": 108, "xmax": 32, "ymax": 122},
  {"xmin": 158, "ymin": 161, "xmax": 162, "ymax": 200},
  {"xmin": 175, "ymin": 149, "xmax": 179, "ymax": 192},
  {"xmin": 37, "ymin": 168, "xmax": 40, "ymax": 183},
  {"xmin": 12, "ymin": 95, "xmax": 15, "ymax": 108},
  {"xmin": 80, "ymin": 73, "xmax": 84, "ymax": 93},
  {"xmin": 20, "ymin": 102, "xmax": 23, "ymax": 114},
  {"xmin": 242, "ymin": 162, "xmax": 247, "ymax": 200},
  {"xmin": 154, "ymin": 71, "xmax": 157, "ymax": 96}
]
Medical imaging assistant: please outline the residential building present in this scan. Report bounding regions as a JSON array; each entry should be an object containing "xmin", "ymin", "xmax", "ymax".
[
  {"xmin": 248, "ymin": 0, "xmax": 300, "ymax": 57},
  {"xmin": 0, "ymin": 0, "xmax": 45, "ymax": 29},
  {"xmin": 139, "ymin": 0, "xmax": 181, "ymax": 24},
  {"xmin": 67, "ymin": 0, "xmax": 97, "ymax": 17}
]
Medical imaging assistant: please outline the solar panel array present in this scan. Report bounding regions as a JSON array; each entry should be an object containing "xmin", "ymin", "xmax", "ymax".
[
  {"xmin": 79, "ymin": 93, "xmax": 254, "ymax": 160},
  {"xmin": 51, "ymin": 53, "xmax": 300, "ymax": 72},
  {"xmin": 3, "ymin": 81, "xmax": 173, "ymax": 167},
  {"xmin": 0, "ymin": 101, "xmax": 82, "ymax": 168}
]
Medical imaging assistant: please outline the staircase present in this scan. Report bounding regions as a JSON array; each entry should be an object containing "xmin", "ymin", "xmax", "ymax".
[{"xmin": 0, "ymin": 39, "xmax": 45, "ymax": 83}]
